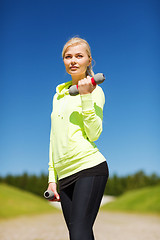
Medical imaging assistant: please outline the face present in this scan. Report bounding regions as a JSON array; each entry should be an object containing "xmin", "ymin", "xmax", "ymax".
[{"xmin": 63, "ymin": 44, "xmax": 91, "ymax": 78}]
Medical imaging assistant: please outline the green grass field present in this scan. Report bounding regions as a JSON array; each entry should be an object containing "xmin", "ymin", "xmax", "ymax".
[
  {"xmin": 102, "ymin": 185, "xmax": 160, "ymax": 215},
  {"xmin": 0, "ymin": 183, "xmax": 59, "ymax": 220}
]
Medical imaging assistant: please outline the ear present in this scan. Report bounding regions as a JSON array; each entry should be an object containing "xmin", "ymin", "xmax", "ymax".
[{"xmin": 88, "ymin": 57, "xmax": 92, "ymax": 66}]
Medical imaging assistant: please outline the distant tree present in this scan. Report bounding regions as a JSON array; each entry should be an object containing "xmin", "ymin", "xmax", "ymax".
[{"xmin": 1, "ymin": 170, "xmax": 160, "ymax": 197}]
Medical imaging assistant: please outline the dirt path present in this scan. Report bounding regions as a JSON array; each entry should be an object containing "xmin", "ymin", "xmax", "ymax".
[{"xmin": 0, "ymin": 211, "xmax": 160, "ymax": 240}]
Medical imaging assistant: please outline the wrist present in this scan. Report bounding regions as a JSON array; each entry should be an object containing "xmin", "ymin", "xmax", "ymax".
[
  {"xmin": 49, "ymin": 182, "xmax": 57, "ymax": 185},
  {"xmin": 80, "ymin": 92, "xmax": 91, "ymax": 95}
]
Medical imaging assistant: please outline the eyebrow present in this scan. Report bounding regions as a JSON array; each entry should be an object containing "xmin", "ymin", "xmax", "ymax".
[{"xmin": 65, "ymin": 52, "xmax": 84, "ymax": 56}]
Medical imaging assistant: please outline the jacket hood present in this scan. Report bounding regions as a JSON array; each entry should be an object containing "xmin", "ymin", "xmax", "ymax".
[{"xmin": 56, "ymin": 81, "xmax": 72, "ymax": 97}]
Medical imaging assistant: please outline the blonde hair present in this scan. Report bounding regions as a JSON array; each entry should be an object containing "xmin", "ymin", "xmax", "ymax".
[{"xmin": 62, "ymin": 37, "xmax": 94, "ymax": 77}]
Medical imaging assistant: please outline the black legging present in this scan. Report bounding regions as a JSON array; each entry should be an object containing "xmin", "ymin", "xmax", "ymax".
[{"xmin": 60, "ymin": 175, "xmax": 108, "ymax": 240}]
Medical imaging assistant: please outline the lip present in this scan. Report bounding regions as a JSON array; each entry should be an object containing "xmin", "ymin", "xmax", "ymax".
[{"xmin": 70, "ymin": 66, "xmax": 78, "ymax": 69}]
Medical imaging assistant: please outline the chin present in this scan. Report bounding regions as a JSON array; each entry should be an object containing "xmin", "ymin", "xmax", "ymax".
[{"xmin": 69, "ymin": 71, "xmax": 80, "ymax": 76}]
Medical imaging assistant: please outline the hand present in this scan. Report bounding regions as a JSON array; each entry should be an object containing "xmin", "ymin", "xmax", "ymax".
[
  {"xmin": 47, "ymin": 182, "xmax": 60, "ymax": 202},
  {"xmin": 78, "ymin": 76, "xmax": 96, "ymax": 95}
]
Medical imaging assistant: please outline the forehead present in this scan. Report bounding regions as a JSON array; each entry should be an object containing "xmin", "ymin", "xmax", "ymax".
[{"xmin": 65, "ymin": 44, "xmax": 88, "ymax": 55}]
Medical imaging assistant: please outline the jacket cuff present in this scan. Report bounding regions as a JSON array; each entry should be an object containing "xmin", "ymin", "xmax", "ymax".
[{"xmin": 48, "ymin": 170, "xmax": 57, "ymax": 183}]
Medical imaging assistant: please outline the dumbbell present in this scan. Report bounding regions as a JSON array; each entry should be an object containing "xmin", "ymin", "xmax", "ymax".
[
  {"xmin": 44, "ymin": 190, "xmax": 55, "ymax": 200},
  {"xmin": 69, "ymin": 73, "xmax": 105, "ymax": 96}
]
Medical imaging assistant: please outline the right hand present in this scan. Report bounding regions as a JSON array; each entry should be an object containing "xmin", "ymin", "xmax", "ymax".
[
  {"xmin": 47, "ymin": 182, "xmax": 60, "ymax": 202},
  {"xmin": 78, "ymin": 76, "xmax": 96, "ymax": 95}
]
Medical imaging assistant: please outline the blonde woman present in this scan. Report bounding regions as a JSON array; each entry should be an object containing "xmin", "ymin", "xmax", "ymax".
[{"xmin": 47, "ymin": 37, "xmax": 109, "ymax": 240}]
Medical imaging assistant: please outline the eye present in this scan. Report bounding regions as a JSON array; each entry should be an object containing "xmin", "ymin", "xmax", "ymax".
[
  {"xmin": 77, "ymin": 54, "xmax": 83, "ymax": 58},
  {"xmin": 65, "ymin": 55, "xmax": 71, "ymax": 59}
]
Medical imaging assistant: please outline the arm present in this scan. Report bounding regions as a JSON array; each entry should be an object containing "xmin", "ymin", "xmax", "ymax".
[
  {"xmin": 48, "ymin": 130, "xmax": 57, "ymax": 183},
  {"xmin": 48, "ymin": 113, "xmax": 60, "ymax": 201},
  {"xmin": 81, "ymin": 86, "xmax": 105, "ymax": 142}
]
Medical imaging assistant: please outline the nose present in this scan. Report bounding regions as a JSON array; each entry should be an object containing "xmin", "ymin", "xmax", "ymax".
[{"xmin": 71, "ymin": 56, "xmax": 77, "ymax": 64}]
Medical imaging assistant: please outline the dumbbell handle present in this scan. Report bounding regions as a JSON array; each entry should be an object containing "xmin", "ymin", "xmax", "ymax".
[
  {"xmin": 69, "ymin": 73, "xmax": 105, "ymax": 96},
  {"xmin": 44, "ymin": 190, "xmax": 55, "ymax": 200}
]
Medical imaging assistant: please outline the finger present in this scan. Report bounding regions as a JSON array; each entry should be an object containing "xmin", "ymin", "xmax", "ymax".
[
  {"xmin": 79, "ymin": 78, "xmax": 86, "ymax": 84},
  {"xmin": 87, "ymin": 76, "xmax": 91, "ymax": 81},
  {"xmin": 55, "ymin": 192, "xmax": 60, "ymax": 201},
  {"xmin": 48, "ymin": 193, "xmax": 60, "ymax": 202},
  {"xmin": 79, "ymin": 78, "xmax": 90, "ymax": 86}
]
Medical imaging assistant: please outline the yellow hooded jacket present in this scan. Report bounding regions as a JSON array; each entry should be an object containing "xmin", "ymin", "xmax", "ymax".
[{"xmin": 48, "ymin": 81, "xmax": 106, "ymax": 183}]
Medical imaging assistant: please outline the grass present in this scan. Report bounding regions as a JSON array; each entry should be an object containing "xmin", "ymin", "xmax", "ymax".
[
  {"xmin": 0, "ymin": 183, "xmax": 59, "ymax": 220},
  {"xmin": 102, "ymin": 185, "xmax": 160, "ymax": 215}
]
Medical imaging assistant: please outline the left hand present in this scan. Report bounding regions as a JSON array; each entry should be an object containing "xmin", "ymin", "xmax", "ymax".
[
  {"xmin": 78, "ymin": 76, "xmax": 96, "ymax": 95},
  {"xmin": 47, "ymin": 182, "xmax": 60, "ymax": 202}
]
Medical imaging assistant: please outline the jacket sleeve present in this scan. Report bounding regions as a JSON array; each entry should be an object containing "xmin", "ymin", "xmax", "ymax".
[
  {"xmin": 80, "ymin": 86, "xmax": 105, "ymax": 142},
  {"xmin": 48, "ymin": 130, "xmax": 58, "ymax": 183},
  {"xmin": 48, "ymin": 105, "xmax": 58, "ymax": 183}
]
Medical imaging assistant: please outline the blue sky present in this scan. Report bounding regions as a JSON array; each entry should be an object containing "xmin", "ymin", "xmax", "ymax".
[{"xmin": 1, "ymin": 0, "xmax": 160, "ymax": 177}]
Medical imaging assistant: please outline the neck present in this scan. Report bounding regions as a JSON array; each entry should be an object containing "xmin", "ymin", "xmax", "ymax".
[{"xmin": 71, "ymin": 73, "xmax": 86, "ymax": 85}]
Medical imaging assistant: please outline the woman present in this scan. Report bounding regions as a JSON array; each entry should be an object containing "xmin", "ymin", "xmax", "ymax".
[{"xmin": 47, "ymin": 37, "xmax": 109, "ymax": 240}]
